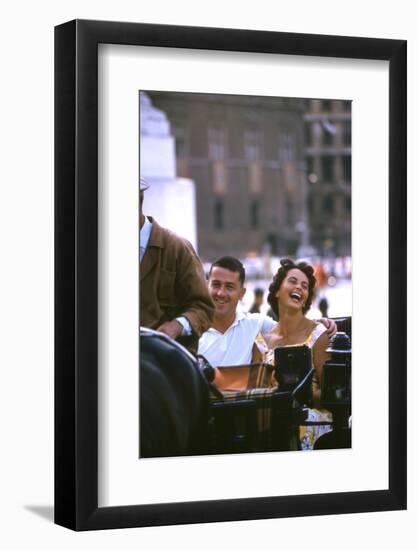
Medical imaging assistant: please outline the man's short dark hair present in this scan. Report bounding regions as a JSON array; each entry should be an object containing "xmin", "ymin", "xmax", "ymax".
[{"xmin": 209, "ymin": 256, "xmax": 245, "ymax": 285}]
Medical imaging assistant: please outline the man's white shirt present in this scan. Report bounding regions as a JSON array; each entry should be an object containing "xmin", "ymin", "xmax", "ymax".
[
  {"xmin": 139, "ymin": 215, "xmax": 152, "ymax": 262},
  {"xmin": 198, "ymin": 311, "xmax": 276, "ymax": 366}
]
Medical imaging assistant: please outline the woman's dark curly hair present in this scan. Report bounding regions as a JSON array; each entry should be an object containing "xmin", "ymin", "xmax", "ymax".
[{"xmin": 267, "ymin": 258, "xmax": 316, "ymax": 317}]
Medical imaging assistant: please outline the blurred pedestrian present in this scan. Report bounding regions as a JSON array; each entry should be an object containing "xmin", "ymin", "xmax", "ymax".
[
  {"xmin": 318, "ymin": 296, "xmax": 329, "ymax": 318},
  {"xmin": 249, "ymin": 287, "xmax": 264, "ymax": 313}
]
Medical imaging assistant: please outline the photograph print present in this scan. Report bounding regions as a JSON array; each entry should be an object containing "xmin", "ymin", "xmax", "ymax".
[{"xmin": 139, "ymin": 90, "xmax": 352, "ymax": 459}]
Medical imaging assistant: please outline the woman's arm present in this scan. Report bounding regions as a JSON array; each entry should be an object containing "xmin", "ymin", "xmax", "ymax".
[{"xmin": 312, "ymin": 331, "xmax": 330, "ymax": 407}]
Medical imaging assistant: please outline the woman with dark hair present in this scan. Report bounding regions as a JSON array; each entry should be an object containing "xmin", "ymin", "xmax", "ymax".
[{"xmin": 255, "ymin": 258, "xmax": 332, "ymax": 449}]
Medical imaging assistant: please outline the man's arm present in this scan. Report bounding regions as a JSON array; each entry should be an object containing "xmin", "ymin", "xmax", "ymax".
[
  {"xmin": 157, "ymin": 318, "xmax": 184, "ymax": 340},
  {"xmin": 157, "ymin": 315, "xmax": 193, "ymax": 340},
  {"xmin": 260, "ymin": 314, "xmax": 278, "ymax": 335}
]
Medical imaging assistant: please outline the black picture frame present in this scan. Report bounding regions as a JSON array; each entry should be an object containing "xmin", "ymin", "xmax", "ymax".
[{"xmin": 55, "ymin": 19, "xmax": 407, "ymax": 531}]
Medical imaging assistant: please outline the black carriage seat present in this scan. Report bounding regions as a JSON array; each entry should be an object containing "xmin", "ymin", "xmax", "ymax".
[
  {"xmin": 333, "ymin": 317, "xmax": 351, "ymax": 339},
  {"xmin": 140, "ymin": 328, "xmax": 210, "ymax": 458},
  {"xmin": 207, "ymin": 366, "xmax": 315, "ymax": 454}
]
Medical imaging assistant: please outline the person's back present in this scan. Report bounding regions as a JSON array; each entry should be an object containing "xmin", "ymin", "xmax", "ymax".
[
  {"xmin": 249, "ymin": 287, "xmax": 264, "ymax": 314},
  {"xmin": 140, "ymin": 328, "xmax": 209, "ymax": 457},
  {"xmin": 139, "ymin": 179, "xmax": 214, "ymax": 352}
]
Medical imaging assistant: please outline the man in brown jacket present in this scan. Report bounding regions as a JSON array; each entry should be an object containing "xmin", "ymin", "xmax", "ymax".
[{"xmin": 140, "ymin": 179, "xmax": 214, "ymax": 353}]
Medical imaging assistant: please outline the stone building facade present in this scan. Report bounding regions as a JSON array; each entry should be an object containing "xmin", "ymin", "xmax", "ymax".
[
  {"xmin": 304, "ymin": 99, "xmax": 352, "ymax": 256},
  {"xmin": 147, "ymin": 91, "xmax": 309, "ymax": 262},
  {"xmin": 145, "ymin": 92, "xmax": 351, "ymax": 262}
]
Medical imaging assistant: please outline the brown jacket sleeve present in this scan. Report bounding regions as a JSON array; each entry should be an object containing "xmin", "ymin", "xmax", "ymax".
[
  {"xmin": 174, "ymin": 238, "xmax": 214, "ymax": 337},
  {"xmin": 140, "ymin": 218, "xmax": 214, "ymax": 348}
]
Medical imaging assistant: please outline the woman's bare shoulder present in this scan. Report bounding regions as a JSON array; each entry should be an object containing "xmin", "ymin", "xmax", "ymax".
[{"xmin": 306, "ymin": 318, "xmax": 319, "ymax": 331}]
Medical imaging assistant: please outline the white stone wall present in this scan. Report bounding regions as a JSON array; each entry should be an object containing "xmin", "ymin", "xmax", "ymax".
[{"xmin": 140, "ymin": 92, "xmax": 198, "ymax": 250}]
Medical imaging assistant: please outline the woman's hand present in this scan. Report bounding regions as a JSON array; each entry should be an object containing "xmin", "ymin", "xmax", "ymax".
[{"xmin": 318, "ymin": 317, "xmax": 337, "ymax": 338}]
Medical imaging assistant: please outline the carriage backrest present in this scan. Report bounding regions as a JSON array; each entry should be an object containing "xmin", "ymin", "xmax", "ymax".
[{"xmin": 140, "ymin": 328, "xmax": 210, "ymax": 458}]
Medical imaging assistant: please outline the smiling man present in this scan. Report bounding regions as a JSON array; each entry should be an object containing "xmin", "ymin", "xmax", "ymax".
[
  {"xmin": 198, "ymin": 256, "xmax": 336, "ymax": 367},
  {"xmin": 198, "ymin": 256, "xmax": 275, "ymax": 366}
]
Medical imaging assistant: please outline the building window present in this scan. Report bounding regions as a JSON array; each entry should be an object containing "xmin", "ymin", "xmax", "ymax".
[
  {"xmin": 307, "ymin": 191, "xmax": 314, "ymax": 219},
  {"xmin": 304, "ymin": 124, "xmax": 312, "ymax": 147},
  {"xmin": 322, "ymin": 128, "xmax": 333, "ymax": 146},
  {"xmin": 343, "ymin": 122, "xmax": 352, "ymax": 146},
  {"xmin": 342, "ymin": 156, "xmax": 351, "ymax": 183},
  {"xmin": 248, "ymin": 162, "xmax": 262, "ymax": 193},
  {"xmin": 214, "ymin": 199, "xmax": 224, "ymax": 230},
  {"xmin": 307, "ymin": 156, "xmax": 314, "ymax": 175},
  {"xmin": 322, "ymin": 120, "xmax": 336, "ymax": 146},
  {"xmin": 306, "ymin": 156, "xmax": 318, "ymax": 184},
  {"xmin": 212, "ymin": 161, "xmax": 227, "ymax": 194},
  {"xmin": 345, "ymin": 196, "xmax": 351, "ymax": 212},
  {"xmin": 208, "ymin": 127, "xmax": 226, "ymax": 160},
  {"xmin": 322, "ymin": 99, "xmax": 332, "ymax": 112},
  {"xmin": 286, "ymin": 197, "xmax": 294, "ymax": 225},
  {"xmin": 173, "ymin": 125, "xmax": 187, "ymax": 158},
  {"xmin": 250, "ymin": 201, "xmax": 260, "ymax": 229},
  {"xmin": 175, "ymin": 137, "xmax": 186, "ymax": 158},
  {"xmin": 343, "ymin": 100, "xmax": 352, "ymax": 112},
  {"xmin": 323, "ymin": 196, "xmax": 334, "ymax": 214},
  {"xmin": 322, "ymin": 156, "xmax": 334, "ymax": 182},
  {"xmin": 279, "ymin": 130, "xmax": 295, "ymax": 161},
  {"xmin": 244, "ymin": 129, "xmax": 262, "ymax": 161}
]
